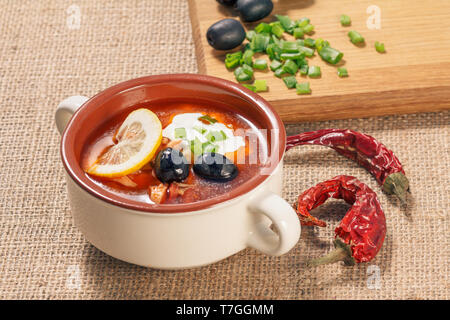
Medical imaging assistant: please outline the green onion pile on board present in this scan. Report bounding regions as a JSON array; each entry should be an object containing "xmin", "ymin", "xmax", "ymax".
[{"xmin": 223, "ymin": 14, "xmax": 385, "ymax": 94}]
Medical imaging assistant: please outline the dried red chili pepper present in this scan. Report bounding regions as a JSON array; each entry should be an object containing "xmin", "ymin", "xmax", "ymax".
[
  {"xmin": 286, "ymin": 129, "xmax": 409, "ymax": 202},
  {"xmin": 296, "ymin": 175, "xmax": 386, "ymax": 266}
]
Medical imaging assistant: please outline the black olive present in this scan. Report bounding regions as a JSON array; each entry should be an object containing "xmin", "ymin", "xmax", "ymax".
[
  {"xmin": 206, "ymin": 19, "xmax": 246, "ymax": 50},
  {"xmin": 193, "ymin": 153, "xmax": 238, "ymax": 182},
  {"xmin": 235, "ymin": 0, "xmax": 273, "ymax": 22},
  {"xmin": 216, "ymin": 0, "xmax": 237, "ymax": 5},
  {"xmin": 154, "ymin": 148, "xmax": 190, "ymax": 183}
]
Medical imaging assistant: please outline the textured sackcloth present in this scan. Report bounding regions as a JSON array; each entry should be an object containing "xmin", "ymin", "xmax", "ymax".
[{"xmin": 0, "ymin": 0, "xmax": 448, "ymax": 300}]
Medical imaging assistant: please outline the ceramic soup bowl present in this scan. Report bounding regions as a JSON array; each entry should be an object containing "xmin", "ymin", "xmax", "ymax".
[{"xmin": 56, "ymin": 74, "xmax": 300, "ymax": 269}]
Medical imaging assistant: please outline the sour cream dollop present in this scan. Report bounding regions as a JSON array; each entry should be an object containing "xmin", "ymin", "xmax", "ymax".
[{"xmin": 162, "ymin": 113, "xmax": 245, "ymax": 155}]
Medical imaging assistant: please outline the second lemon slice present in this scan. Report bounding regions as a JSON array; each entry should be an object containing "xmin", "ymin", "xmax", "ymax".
[{"xmin": 87, "ymin": 108, "xmax": 162, "ymax": 178}]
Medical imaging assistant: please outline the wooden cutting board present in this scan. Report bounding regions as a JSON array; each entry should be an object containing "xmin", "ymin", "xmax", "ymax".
[{"xmin": 188, "ymin": 0, "xmax": 450, "ymax": 122}]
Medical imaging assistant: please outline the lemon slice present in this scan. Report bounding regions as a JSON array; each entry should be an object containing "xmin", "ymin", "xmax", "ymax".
[{"xmin": 87, "ymin": 108, "xmax": 162, "ymax": 178}]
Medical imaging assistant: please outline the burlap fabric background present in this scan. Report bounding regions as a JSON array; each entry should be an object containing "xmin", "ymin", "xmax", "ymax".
[{"xmin": 0, "ymin": 0, "xmax": 448, "ymax": 300}]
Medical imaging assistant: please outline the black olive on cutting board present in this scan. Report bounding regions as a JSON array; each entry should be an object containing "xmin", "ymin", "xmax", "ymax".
[
  {"xmin": 235, "ymin": 0, "xmax": 273, "ymax": 22},
  {"xmin": 193, "ymin": 153, "xmax": 238, "ymax": 182},
  {"xmin": 206, "ymin": 19, "xmax": 246, "ymax": 50},
  {"xmin": 154, "ymin": 148, "xmax": 190, "ymax": 183},
  {"xmin": 216, "ymin": 0, "xmax": 237, "ymax": 5}
]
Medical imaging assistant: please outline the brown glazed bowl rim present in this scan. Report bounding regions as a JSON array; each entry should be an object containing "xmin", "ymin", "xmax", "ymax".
[{"xmin": 61, "ymin": 74, "xmax": 286, "ymax": 214}]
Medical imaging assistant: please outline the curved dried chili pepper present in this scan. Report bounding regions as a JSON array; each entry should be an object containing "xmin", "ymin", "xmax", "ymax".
[
  {"xmin": 286, "ymin": 129, "xmax": 409, "ymax": 202},
  {"xmin": 296, "ymin": 175, "xmax": 386, "ymax": 266}
]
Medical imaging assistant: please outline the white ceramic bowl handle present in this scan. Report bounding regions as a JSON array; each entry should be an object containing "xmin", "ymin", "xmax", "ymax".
[
  {"xmin": 55, "ymin": 95, "xmax": 89, "ymax": 134},
  {"xmin": 247, "ymin": 193, "xmax": 301, "ymax": 256}
]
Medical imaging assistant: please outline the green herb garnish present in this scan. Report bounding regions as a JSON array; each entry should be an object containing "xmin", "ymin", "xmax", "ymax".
[
  {"xmin": 302, "ymin": 24, "xmax": 315, "ymax": 34},
  {"xmin": 337, "ymin": 67, "xmax": 349, "ymax": 77},
  {"xmin": 253, "ymin": 59, "xmax": 268, "ymax": 70},
  {"xmin": 296, "ymin": 18, "xmax": 310, "ymax": 28},
  {"xmin": 318, "ymin": 46, "xmax": 343, "ymax": 64},
  {"xmin": 308, "ymin": 66, "xmax": 321, "ymax": 78},
  {"xmin": 270, "ymin": 21, "xmax": 284, "ymax": 38},
  {"xmin": 348, "ymin": 30, "xmax": 365, "ymax": 44},
  {"xmin": 190, "ymin": 137, "xmax": 203, "ymax": 155},
  {"xmin": 375, "ymin": 41, "xmax": 386, "ymax": 53},
  {"xmin": 254, "ymin": 79, "xmax": 267, "ymax": 92},
  {"xmin": 282, "ymin": 59, "xmax": 299, "ymax": 74},
  {"xmin": 299, "ymin": 64, "xmax": 309, "ymax": 75},
  {"xmin": 340, "ymin": 14, "xmax": 351, "ymax": 26},
  {"xmin": 275, "ymin": 15, "xmax": 296, "ymax": 33},
  {"xmin": 174, "ymin": 127, "xmax": 186, "ymax": 139},
  {"xmin": 270, "ymin": 60, "xmax": 282, "ymax": 71},
  {"xmin": 198, "ymin": 115, "xmax": 218, "ymax": 125},
  {"xmin": 283, "ymin": 76, "xmax": 297, "ymax": 89},
  {"xmin": 255, "ymin": 22, "xmax": 271, "ymax": 34},
  {"xmin": 303, "ymin": 38, "xmax": 315, "ymax": 48},
  {"xmin": 207, "ymin": 130, "xmax": 227, "ymax": 142},
  {"xmin": 193, "ymin": 126, "xmax": 207, "ymax": 134},
  {"xmin": 293, "ymin": 28, "xmax": 304, "ymax": 39},
  {"xmin": 296, "ymin": 82, "xmax": 311, "ymax": 94},
  {"xmin": 242, "ymin": 49, "xmax": 254, "ymax": 66}
]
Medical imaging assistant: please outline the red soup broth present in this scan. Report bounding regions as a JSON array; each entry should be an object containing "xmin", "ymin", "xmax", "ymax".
[{"xmin": 80, "ymin": 100, "xmax": 268, "ymax": 205}]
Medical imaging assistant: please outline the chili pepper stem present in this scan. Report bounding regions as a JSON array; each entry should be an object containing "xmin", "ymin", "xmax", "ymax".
[
  {"xmin": 307, "ymin": 239, "xmax": 356, "ymax": 267},
  {"xmin": 382, "ymin": 172, "xmax": 409, "ymax": 203}
]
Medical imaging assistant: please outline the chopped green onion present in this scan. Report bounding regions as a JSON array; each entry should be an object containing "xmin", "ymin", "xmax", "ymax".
[
  {"xmin": 193, "ymin": 126, "xmax": 207, "ymax": 134},
  {"xmin": 253, "ymin": 59, "xmax": 268, "ymax": 70},
  {"xmin": 299, "ymin": 64, "xmax": 309, "ymax": 75},
  {"xmin": 281, "ymin": 41, "xmax": 299, "ymax": 53},
  {"xmin": 297, "ymin": 17, "xmax": 310, "ymax": 28},
  {"xmin": 190, "ymin": 137, "xmax": 203, "ymax": 155},
  {"xmin": 246, "ymin": 30, "xmax": 256, "ymax": 41},
  {"xmin": 225, "ymin": 58, "xmax": 240, "ymax": 69},
  {"xmin": 282, "ymin": 59, "xmax": 299, "ymax": 74},
  {"xmin": 348, "ymin": 30, "xmax": 365, "ymax": 44},
  {"xmin": 270, "ymin": 21, "xmax": 284, "ymax": 38},
  {"xmin": 275, "ymin": 15, "xmax": 295, "ymax": 33},
  {"xmin": 250, "ymin": 33, "xmax": 270, "ymax": 52},
  {"xmin": 340, "ymin": 14, "xmax": 351, "ymax": 26},
  {"xmin": 296, "ymin": 57, "xmax": 308, "ymax": 67},
  {"xmin": 337, "ymin": 67, "xmax": 348, "ymax": 77},
  {"xmin": 234, "ymin": 67, "xmax": 252, "ymax": 82},
  {"xmin": 242, "ymin": 84, "xmax": 256, "ymax": 92},
  {"xmin": 242, "ymin": 49, "xmax": 254, "ymax": 66},
  {"xmin": 202, "ymin": 141, "xmax": 218, "ymax": 153},
  {"xmin": 375, "ymin": 41, "xmax": 386, "ymax": 53},
  {"xmin": 198, "ymin": 115, "xmax": 218, "ymax": 124},
  {"xmin": 270, "ymin": 59, "xmax": 282, "ymax": 71},
  {"xmin": 281, "ymin": 52, "xmax": 304, "ymax": 60},
  {"xmin": 318, "ymin": 46, "xmax": 343, "ymax": 64},
  {"xmin": 274, "ymin": 68, "xmax": 286, "ymax": 78},
  {"xmin": 225, "ymin": 51, "xmax": 242, "ymax": 69},
  {"xmin": 242, "ymin": 64, "xmax": 253, "ymax": 76},
  {"xmin": 266, "ymin": 43, "xmax": 282, "ymax": 60},
  {"xmin": 296, "ymin": 82, "xmax": 311, "ymax": 94},
  {"xmin": 207, "ymin": 130, "xmax": 227, "ymax": 142},
  {"xmin": 254, "ymin": 79, "xmax": 267, "ymax": 92},
  {"xmin": 308, "ymin": 66, "xmax": 321, "ymax": 78},
  {"xmin": 226, "ymin": 51, "xmax": 242, "ymax": 60},
  {"xmin": 304, "ymin": 38, "xmax": 315, "ymax": 48},
  {"xmin": 293, "ymin": 28, "xmax": 304, "ymax": 39},
  {"xmin": 283, "ymin": 76, "xmax": 297, "ymax": 89},
  {"xmin": 174, "ymin": 127, "xmax": 186, "ymax": 139},
  {"xmin": 255, "ymin": 22, "xmax": 271, "ymax": 34},
  {"xmin": 296, "ymin": 39, "xmax": 305, "ymax": 46},
  {"xmin": 315, "ymin": 38, "xmax": 330, "ymax": 51},
  {"xmin": 298, "ymin": 45, "xmax": 315, "ymax": 57},
  {"xmin": 302, "ymin": 24, "xmax": 315, "ymax": 34},
  {"xmin": 271, "ymin": 34, "xmax": 282, "ymax": 47}
]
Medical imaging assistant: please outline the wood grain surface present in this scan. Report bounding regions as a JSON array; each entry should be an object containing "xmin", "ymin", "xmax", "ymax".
[{"xmin": 188, "ymin": 0, "xmax": 450, "ymax": 122}]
